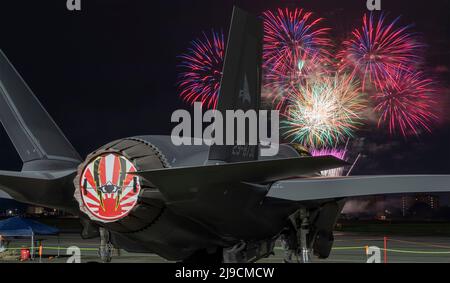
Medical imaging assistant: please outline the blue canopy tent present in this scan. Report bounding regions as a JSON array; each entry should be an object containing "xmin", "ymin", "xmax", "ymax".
[{"xmin": 0, "ymin": 217, "xmax": 59, "ymax": 259}]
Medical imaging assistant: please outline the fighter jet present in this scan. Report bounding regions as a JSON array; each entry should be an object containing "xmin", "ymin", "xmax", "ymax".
[{"xmin": 0, "ymin": 7, "xmax": 449, "ymax": 263}]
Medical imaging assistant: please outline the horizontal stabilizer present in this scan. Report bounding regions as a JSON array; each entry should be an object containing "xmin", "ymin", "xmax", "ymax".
[
  {"xmin": 0, "ymin": 170, "xmax": 78, "ymax": 212},
  {"xmin": 0, "ymin": 50, "xmax": 81, "ymax": 165},
  {"xmin": 268, "ymin": 175, "xmax": 450, "ymax": 201},
  {"xmin": 134, "ymin": 156, "xmax": 348, "ymax": 200}
]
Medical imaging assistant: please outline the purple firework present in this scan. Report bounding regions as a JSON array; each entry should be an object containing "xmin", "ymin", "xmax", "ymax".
[{"xmin": 178, "ymin": 31, "xmax": 225, "ymax": 109}]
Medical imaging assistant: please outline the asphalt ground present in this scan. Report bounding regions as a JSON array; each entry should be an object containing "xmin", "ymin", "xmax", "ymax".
[{"xmin": 0, "ymin": 232, "xmax": 449, "ymax": 263}]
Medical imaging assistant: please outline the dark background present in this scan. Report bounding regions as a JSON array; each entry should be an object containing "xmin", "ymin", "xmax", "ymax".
[{"xmin": 0, "ymin": 0, "xmax": 449, "ymax": 202}]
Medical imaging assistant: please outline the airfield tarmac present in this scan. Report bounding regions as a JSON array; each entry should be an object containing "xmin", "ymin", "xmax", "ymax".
[{"xmin": 1, "ymin": 232, "xmax": 449, "ymax": 263}]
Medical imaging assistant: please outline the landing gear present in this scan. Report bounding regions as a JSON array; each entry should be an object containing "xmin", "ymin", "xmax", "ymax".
[
  {"xmin": 280, "ymin": 235, "xmax": 295, "ymax": 263},
  {"xmin": 298, "ymin": 208, "xmax": 312, "ymax": 263},
  {"xmin": 282, "ymin": 207, "xmax": 313, "ymax": 263},
  {"xmin": 313, "ymin": 231, "xmax": 334, "ymax": 259},
  {"xmin": 222, "ymin": 240, "xmax": 275, "ymax": 263},
  {"xmin": 223, "ymin": 242, "xmax": 247, "ymax": 263},
  {"xmin": 99, "ymin": 227, "xmax": 113, "ymax": 263}
]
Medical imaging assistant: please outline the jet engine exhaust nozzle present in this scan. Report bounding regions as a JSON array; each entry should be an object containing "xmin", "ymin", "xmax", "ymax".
[{"xmin": 73, "ymin": 138, "xmax": 168, "ymax": 232}]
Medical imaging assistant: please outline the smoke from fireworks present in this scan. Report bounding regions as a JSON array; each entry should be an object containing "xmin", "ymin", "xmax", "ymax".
[
  {"xmin": 282, "ymin": 75, "xmax": 366, "ymax": 148},
  {"xmin": 337, "ymin": 13, "xmax": 424, "ymax": 91},
  {"xmin": 373, "ymin": 69, "xmax": 437, "ymax": 137},
  {"xmin": 178, "ymin": 31, "xmax": 225, "ymax": 109}
]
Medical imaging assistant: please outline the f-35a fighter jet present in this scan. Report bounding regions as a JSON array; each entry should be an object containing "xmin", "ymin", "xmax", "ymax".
[{"xmin": 1, "ymin": 7, "xmax": 449, "ymax": 263}]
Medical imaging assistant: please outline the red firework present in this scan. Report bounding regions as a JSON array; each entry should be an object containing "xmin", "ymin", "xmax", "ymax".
[
  {"xmin": 178, "ymin": 31, "xmax": 225, "ymax": 109},
  {"xmin": 373, "ymin": 69, "xmax": 437, "ymax": 137},
  {"xmin": 263, "ymin": 8, "xmax": 332, "ymax": 71},
  {"xmin": 338, "ymin": 13, "xmax": 424, "ymax": 91},
  {"xmin": 262, "ymin": 8, "xmax": 332, "ymax": 110}
]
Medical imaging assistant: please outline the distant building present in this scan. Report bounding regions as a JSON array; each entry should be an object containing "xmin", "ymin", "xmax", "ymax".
[
  {"xmin": 0, "ymin": 199, "xmax": 67, "ymax": 217},
  {"xmin": 402, "ymin": 194, "xmax": 440, "ymax": 216},
  {"xmin": 0, "ymin": 198, "xmax": 26, "ymax": 216},
  {"xmin": 26, "ymin": 206, "xmax": 45, "ymax": 215},
  {"xmin": 25, "ymin": 206, "xmax": 67, "ymax": 217},
  {"xmin": 402, "ymin": 196, "xmax": 410, "ymax": 217}
]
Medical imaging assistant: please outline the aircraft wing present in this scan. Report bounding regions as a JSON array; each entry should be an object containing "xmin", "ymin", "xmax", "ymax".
[
  {"xmin": 267, "ymin": 175, "xmax": 450, "ymax": 201},
  {"xmin": 0, "ymin": 170, "xmax": 79, "ymax": 212},
  {"xmin": 136, "ymin": 157, "xmax": 450, "ymax": 202},
  {"xmin": 135, "ymin": 156, "xmax": 348, "ymax": 201}
]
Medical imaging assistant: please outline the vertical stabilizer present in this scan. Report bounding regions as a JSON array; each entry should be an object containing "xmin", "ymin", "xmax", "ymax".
[
  {"xmin": 0, "ymin": 50, "xmax": 81, "ymax": 169},
  {"xmin": 208, "ymin": 7, "xmax": 263, "ymax": 163}
]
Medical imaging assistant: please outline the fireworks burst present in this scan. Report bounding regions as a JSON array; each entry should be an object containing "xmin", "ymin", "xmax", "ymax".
[
  {"xmin": 373, "ymin": 69, "xmax": 437, "ymax": 137},
  {"xmin": 176, "ymin": 9, "xmax": 440, "ymax": 141},
  {"xmin": 262, "ymin": 8, "xmax": 332, "ymax": 108},
  {"xmin": 264, "ymin": 52, "xmax": 329, "ymax": 110},
  {"xmin": 337, "ymin": 13, "xmax": 423, "ymax": 90},
  {"xmin": 178, "ymin": 31, "xmax": 225, "ymax": 109},
  {"xmin": 263, "ymin": 8, "xmax": 332, "ymax": 70},
  {"xmin": 311, "ymin": 147, "xmax": 348, "ymax": 176},
  {"xmin": 282, "ymin": 75, "xmax": 366, "ymax": 148}
]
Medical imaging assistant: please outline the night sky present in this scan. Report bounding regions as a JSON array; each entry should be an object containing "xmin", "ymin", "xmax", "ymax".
[{"xmin": 0, "ymin": 0, "xmax": 449, "ymax": 202}]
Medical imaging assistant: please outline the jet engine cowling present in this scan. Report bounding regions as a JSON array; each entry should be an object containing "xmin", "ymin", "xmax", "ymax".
[{"xmin": 74, "ymin": 138, "xmax": 169, "ymax": 233}]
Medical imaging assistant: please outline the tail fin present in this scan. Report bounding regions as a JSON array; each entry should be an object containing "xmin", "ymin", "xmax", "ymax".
[
  {"xmin": 208, "ymin": 7, "xmax": 263, "ymax": 163},
  {"xmin": 0, "ymin": 50, "xmax": 81, "ymax": 170}
]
